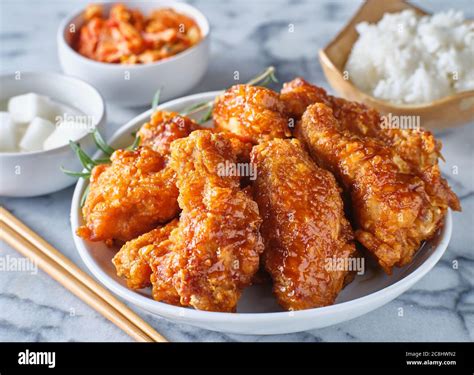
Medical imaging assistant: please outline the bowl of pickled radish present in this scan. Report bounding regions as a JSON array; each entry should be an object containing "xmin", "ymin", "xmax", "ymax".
[{"xmin": 0, "ymin": 72, "xmax": 105, "ymax": 197}]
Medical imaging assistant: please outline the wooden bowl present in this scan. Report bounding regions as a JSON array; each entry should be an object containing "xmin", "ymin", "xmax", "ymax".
[{"xmin": 319, "ymin": 0, "xmax": 474, "ymax": 130}]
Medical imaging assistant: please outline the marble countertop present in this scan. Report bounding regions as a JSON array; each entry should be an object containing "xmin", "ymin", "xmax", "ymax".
[{"xmin": 1, "ymin": 0, "xmax": 473, "ymax": 342}]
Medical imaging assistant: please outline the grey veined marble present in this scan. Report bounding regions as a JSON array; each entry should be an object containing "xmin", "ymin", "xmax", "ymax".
[{"xmin": 0, "ymin": 0, "xmax": 473, "ymax": 342}]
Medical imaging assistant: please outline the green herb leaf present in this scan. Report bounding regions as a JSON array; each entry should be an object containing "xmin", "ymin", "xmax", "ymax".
[
  {"xmin": 152, "ymin": 88, "xmax": 162, "ymax": 111},
  {"xmin": 127, "ymin": 136, "xmax": 141, "ymax": 150},
  {"xmin": 80, "ymin": 184, "xmax": 90, "ymax": 207},
  {"xmin": 246, "ymin": 66, "xmax": 277, "ymax": 86},
  {"xmin": 95, "ymin": 158, "xmax": 112, "ymax": 164},
  {"xmin": 269, "ymin": 71, "xmax": 278, "ymax": 83},
  {"xmin": 69, "ymin": 141, "xmax": 97, "ymax": 171},
  {"xmin": 199, "ymin": 104, "xmax": 213, "ymax": 123},
  {"xmin": 60, "ymin": 166, "xmax": 91, "ymax": 178},
  {"xmin": 181, "ymin": 101, "xmax": 208, "ymax": 115},
  {"xmin": 93, "ymin": 129, "xmax": 115, "ymax": 156}
]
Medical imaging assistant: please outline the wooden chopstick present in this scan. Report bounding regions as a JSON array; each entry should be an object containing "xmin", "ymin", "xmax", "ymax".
[
  {"xmin": 1, "ymin": 224, "xmax": 152, "ymax": 342},
  {"xmin": 0, "ymin": 206, "xmax": 167, "ymax": 342}
]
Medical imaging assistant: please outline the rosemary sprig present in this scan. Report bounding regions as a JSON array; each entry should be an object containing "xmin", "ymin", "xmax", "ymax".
[
  {"xmin": 246, "ymin": 66, "xmax": 278, "ymax": 86},
  {"xmin": 93, "ymin": 129, "xmax": 114, "ymax": 156},
  {"xmin": 127, "ymin": 135, "xmax": 141, "ymax": 150},
  {"xmin": 69, "ymin": 141, "xmax": 96, "ymax": 171},
  {"xmin": 199, "ymin": 103, "xmax": 213, "ymax": 123},
  {"xmin": 61, "ymin": 133, "xmax": 107, "ymax": 205},
  {"xmin": 180, "ymin": 101, "xmax": 206, "ymax": 114},
  {"xmin": 80, "ymin": 185, "xmax": 90, "ymax": 207},
  {"xmin": 60, "ymin": 167, "xmax": 91, "ymax": 178},
  {"xmin": 152, "ymin": 88, "xmax": 162, "ymax": 112},
  {"xmin": 181, "ymin": 66, "xmax": 277, "ymax": 123}
]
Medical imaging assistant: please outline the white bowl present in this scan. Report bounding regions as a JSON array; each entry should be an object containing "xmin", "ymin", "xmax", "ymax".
[
  {"xmin": 57, "ymin": 1, "xmax": 210, "ymax": 107},
  {"xmin": 71, "ymin": 91, "xmax": 453, "ymax": 335},
  {"xmin": 0, "ymin": 72, "xmax": 106, "ymax": 197}
]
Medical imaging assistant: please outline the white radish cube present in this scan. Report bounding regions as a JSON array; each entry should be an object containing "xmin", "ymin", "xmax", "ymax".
[
  {"xmin": 43, "ymin": 121, "xmax": 88, "ymax": 150},
  {"xmin": 8, "ymin": 93, "xmax": 60, "ymax": 123},
  {"xmin": 0, "ymin": 112, "xmax": 17, "ymax": 152},
  {"xmin": 14, "ymin": 121, "xmax": 29, "ymax": 140},
  {"xmin": 19, "ymin": 117, "xmax": 56, "ymax": 152}
]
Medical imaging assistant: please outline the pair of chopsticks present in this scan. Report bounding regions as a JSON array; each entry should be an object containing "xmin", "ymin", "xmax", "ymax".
[{"xmin": 0, "ymin": 206, "xmax": 167, "ymax": 342}]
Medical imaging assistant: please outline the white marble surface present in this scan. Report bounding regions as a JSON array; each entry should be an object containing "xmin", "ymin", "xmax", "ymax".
[{"xmin": 0, "ymin": 0, "xmax": 473, "ymax": 342}]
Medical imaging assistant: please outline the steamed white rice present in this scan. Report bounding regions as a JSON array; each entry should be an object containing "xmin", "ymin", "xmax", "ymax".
[{"xmin": 345, "ymin": 9, "xmax": 474, "ymax": 105}]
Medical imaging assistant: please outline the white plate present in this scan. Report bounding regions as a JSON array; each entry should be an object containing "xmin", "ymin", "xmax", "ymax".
[{"xmin": 70, "ymin": 91, "xmax": 453, "ymax": 335}]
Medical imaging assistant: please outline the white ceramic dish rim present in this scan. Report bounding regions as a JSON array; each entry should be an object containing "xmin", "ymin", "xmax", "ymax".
[
  {"xmin": 71, "ymin": 90, "xmax": 452, "ymax": 324},
  {"xmin": 0, "ymin": 71, "xmax": 106, "ymax": 157},
  {"xmin": 57, "ymin": 0, "xmax": 210, "ymax": 70}
]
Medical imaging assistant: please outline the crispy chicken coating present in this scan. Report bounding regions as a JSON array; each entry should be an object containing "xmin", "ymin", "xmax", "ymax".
[
  {"xmin": 225, "ymin": 132, "xmax": 253, "ymax": 164},
  {"xmin": 134, "ymin": 130, "xmax": 263, "ymax": 311},
  {"xmin": 213, "ymin": 84, "xmax": 291, "ymax": 143},
  {"xmin": 281, "ymin": 78, "xmax": 460, "ymax": 211},
  {"xmin": 251, "ymin": 138, "xmax": 356, "ymax": 310},
  {"xmin": 297, "ymin": 103, "xmax": 449, "ymax": 273},
  {"xmin": 280, "ymin": 78, "xmax": 333, "ymax": 119},
  {"xmin": 112, "ymin": 219, "xmax": 179, "ymax": 290},
  {"xmin": 77, "ymin": 146, "xmax": 179, "ymax": 243},
  {"xmin": 145, "ymin": 222, "xmax": 182, "ymax": 306},
  {"xmin": 137, "ymin": 110, "xmax": 202, "ymax": 155}
]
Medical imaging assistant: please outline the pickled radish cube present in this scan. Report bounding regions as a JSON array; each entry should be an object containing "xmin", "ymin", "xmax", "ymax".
[
  {"xmin": 43, "ymin": 121, "xmax": 88, "ymax": 150},
  {"xmin": 8, "ymin": 93, "xmax": 59, "ymax": 123},
  {"xmin": 19, "ymin": 117, "xmax": 55, "ymax": 152},
  {"xmin": 0, "ymin": 112, "xmax": 17, "ymax": 152},
  {"xmin": 15, "ymin": 121, "xmax": 29, "ymax": 140}
]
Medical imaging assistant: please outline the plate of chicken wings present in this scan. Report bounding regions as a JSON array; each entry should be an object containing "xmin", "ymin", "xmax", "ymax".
[{"xmin": 70, "ymin": 74, "xmax": 460, "ymax": 334}]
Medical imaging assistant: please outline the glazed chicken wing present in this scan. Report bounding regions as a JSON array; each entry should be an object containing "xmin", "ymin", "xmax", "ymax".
[
  {"xmin": 77, "ymin": 146, "xmax": 179, "ymax": 243},
  {"xmin": 281, "ymin": 78, "xmax": 460, "ymax": 211},
  {"xmin": 297, "ymin": 103, "xmax": 449, "ymax": 273},
  {"xmin": 137, "ymin": 130, "xmax": 263, "ymax": 311},
  {"xmin": 280, "ymin": 77, "xmax": 333, "ymax": 119},
  {"xmin": 112, "ymin": 219, "xmax": 179, "ymax": 290},
  {"xmin": 167, "ymin": 130, "xmax": 264, "ymax": 311},
  {"xmin": 251, "ymin": 138, "xmax": 356, "ymax": 310},
  {"xmin": 213, "ymin": 84, "xmax": 291, "ymax": 143},
  {"xmin": 137, "ymin": 110, "xmax": 202, "ymax": 155},
  {"xmin": 78, "ymin": 110, "xmax": 204, "ymax": 244}
]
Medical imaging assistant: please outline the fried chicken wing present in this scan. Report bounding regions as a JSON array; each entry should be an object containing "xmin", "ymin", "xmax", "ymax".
[
  {"xmin": 143, "ymin": 130, "xmax": 264, "ymax": 311},
  {"xmin": 213, "ymin": 84, "xmax": 291, "ymax": 143},
  {"xmin": 112, "ymin": 219, "xmax": 179, "ymax": 290},
  {"xmin": 297, "ymin": 103, "xmax": 449, "ymax": 273},
  {"xmin": 78, "ymin": 110, "xmax": 204, "ymax": 244},
  {"xmin": 280, "ymin": 77, "xmax": 333, "ymax": 119},
  {"xmin": 251, "ymin": 138, "xmax": 356, "ymax": 310},
  {"xmin": 137, "ymin": 110, "xmax": 202, "ymax": 155},
  {"xmin": 281, "ymin": 78, "xmax": 460, "ymax": 211},
  {"xmin": 77, "ymin": 146, "xmax": 179, "ymax": 243}
]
